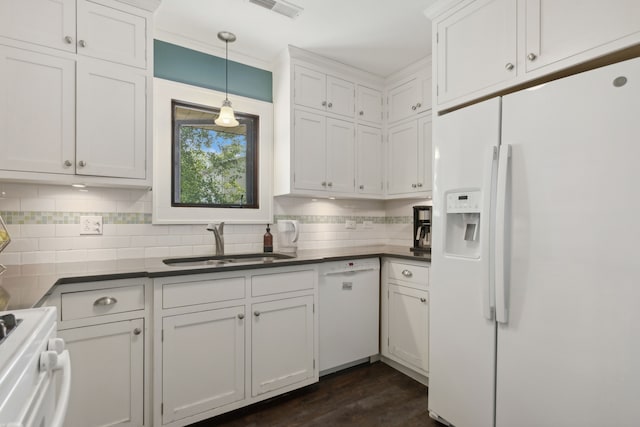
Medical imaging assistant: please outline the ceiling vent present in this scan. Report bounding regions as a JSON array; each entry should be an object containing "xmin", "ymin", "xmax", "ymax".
[{"xmin": 248, "ymin": 0, "xmax": 303, "ymax": 19}]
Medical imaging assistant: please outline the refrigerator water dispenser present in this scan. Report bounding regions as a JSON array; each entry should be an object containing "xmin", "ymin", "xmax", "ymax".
[{"xmin": 445, "ymin": 191, "xmax": 481, "ymax": 258}]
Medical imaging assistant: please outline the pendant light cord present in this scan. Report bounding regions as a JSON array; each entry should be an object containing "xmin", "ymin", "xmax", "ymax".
[{"xmin": 225, "ymin": 40, "xmax": 229, "ymax": 101}]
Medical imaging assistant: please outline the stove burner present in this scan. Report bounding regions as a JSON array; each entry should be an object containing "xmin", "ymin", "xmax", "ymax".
[{"xmin": 0, "ymin": 313, "xmax": 20, "ymax": 343}]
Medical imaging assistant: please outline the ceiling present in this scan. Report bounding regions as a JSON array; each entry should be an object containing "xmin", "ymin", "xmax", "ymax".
[{"xmin": 154, "ymin": 0, "xmax": 436, "ymax": 77}]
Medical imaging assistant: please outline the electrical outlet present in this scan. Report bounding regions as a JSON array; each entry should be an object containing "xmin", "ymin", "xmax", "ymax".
[
  {"xmin": 345, "ymin": 220, "xmax": 356, "ymax": 229},
  {"xmin": 80, "ymin": 216, "xmax": 103, "ymax": 235},
  {"xmin": 363, "ymin": 221, "xmax": 373, "ymax": 229}
]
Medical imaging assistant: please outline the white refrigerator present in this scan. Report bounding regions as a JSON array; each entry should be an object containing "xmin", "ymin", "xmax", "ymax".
[{"xmin": 428, "ymin": 57, "xmax": 640, "ymax": 427}]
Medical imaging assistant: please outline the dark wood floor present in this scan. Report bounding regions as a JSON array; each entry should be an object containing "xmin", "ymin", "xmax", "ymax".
[{"xmin": 190, "ymin": 362, "xmax": 441, "ymax": 427}]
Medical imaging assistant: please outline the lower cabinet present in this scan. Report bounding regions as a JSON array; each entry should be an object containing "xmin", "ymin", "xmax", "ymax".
[
  {"xmin": 44, "ymin": 278, "xmax": 151, "ymax": 427},
  {"xmin": 154, "ymin": 266, "xmax": 319, "ymax": 427},
  {"xmin": 251, "ymin": 296, "xmax": 315, "ymax": 396},
  {"xmin": 161, "ymin": 306, "xmax": 246, "ymax": 424},
  {"xmin": 381, "ymin": 258, "xmax": 430, "ymax": 382},
  {"xmin": 59, "ymin": 319, "xmax": 145, "ymax": 427}
]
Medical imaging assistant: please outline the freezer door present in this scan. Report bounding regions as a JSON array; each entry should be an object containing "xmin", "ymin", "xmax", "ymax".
[
  {"xmin": 497, "ymin": 57, "xmax": 640, "ymax": 427},
  {"xmin": 429, "ymin": 97, "xmax": 501, "ymax": 427}
]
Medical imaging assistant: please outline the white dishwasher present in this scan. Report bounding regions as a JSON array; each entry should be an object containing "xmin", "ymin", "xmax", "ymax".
[{"xmin": 319, "ymin": 258, "xmax": 380, "ymax": 375}]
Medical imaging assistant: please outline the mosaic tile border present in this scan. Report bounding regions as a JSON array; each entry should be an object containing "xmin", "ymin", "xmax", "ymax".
[{"xmin": 0, "ymin": 211, "xmax": 411, "ymax": 225}]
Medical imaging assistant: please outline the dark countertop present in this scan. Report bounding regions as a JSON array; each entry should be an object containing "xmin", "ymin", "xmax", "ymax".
[{"xmin": 0, "ymin": 245, "xmax": 430, "ymax": 310}]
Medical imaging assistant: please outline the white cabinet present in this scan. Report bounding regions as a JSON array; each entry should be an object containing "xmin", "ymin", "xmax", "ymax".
[
  {"xmin": 387, "ymin": 115, "xmax": 432, "ymax": 196},
  {"xmin": 381, "ymin": 258, "xmax": 430, "ymax": 382},
  {"xmin": 0, "ymin": 0, "xmax": 154, "ymax": 186},
  {"xmin": 59, "ymin": 319, "xmax": 145, "ymax": 427},
  {"xmin": 153, "ymin": 266, "xmax": 318, "ymax": 427},
  {"xmin": 45, "ymin": 278, "xmax": 151, "ymax": 427},
  {"xmin": 387, "ymin": 73, "xmax": 432, "ymax": 123},
  {"xmin": 293, "ymin": 110, "xmax": 355, "ymax": 193},
  {"xmin": 430, "ymin": 0, "xmax": 640, "ymax": 110},
  {"xmin": 435, "ymin": 0, "xmax": 517, "ymax": 106},
  {"xmin": 162, "ymin": 306, "xmax": 245, "ymax": 424},
  {"xmin": 252, "ymin": 296, "xmax": 315, "ymax": 396},
  {"xmin": 356, "ymin": 85, "xmax": 383, "ymax": 124},
  {"xmin": 294, "ymin": 65, "xmax": 355, "ymax": 118},
  {"xmin": 356, "ymin": 125, "xmax": 383, "ymax": 195}
]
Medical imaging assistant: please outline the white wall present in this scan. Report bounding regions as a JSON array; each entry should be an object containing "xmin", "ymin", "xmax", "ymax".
[{"xmin": 0, "ymin": 183, "xmax": 425, "ymax": 265}]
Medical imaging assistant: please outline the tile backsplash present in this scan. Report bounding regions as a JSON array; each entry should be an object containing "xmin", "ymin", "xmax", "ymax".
[{"xmin": 0, "ymin": 183, "xmax": 427, "ymax": 265}]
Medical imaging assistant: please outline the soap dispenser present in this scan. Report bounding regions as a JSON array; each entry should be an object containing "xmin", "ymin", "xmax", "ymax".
[{"xmin": 263, "ymin": 224, "xmax": 273, "ymax": 253}]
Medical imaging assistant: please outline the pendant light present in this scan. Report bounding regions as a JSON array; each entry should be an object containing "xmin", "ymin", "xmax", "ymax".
[{"xmin": 215, "ymin": 31, "xmax": 239, "ymax": 127}]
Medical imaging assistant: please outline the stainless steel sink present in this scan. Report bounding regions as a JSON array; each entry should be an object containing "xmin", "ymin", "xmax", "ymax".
[{"xmin": 163, "ymin": 253, "xmax": 296, "ymax": 267}]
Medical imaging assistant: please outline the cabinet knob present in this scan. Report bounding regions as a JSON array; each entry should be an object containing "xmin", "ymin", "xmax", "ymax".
[
  {"xmin": 527, "ymin": 53, "xmax": 537, "ymax": 61},
  {"xmin": 412, "ymin": 183, "xmax": 417, "ymax": 188},
  {"xmin": 78, "ymin": 39, "xmax": 87, "ymax": 48},
  {"xmin": 78, "ymin": 160, "xmax": 86, "ymax": 167},
  {"xmin": 64, "ymin": 160, "xmax": 72, "ymax": 167},
  {"xmin": 64, "ymin": 36, "xmax": 73, "ymax": 44},
  {"xmin": 327, "ymin": 102, "xmax": 333, "ymax": 108},
  {"xmin": 417, "ymin": 183, "xmax": 423, "ymax": 188},
  {"xmin": 420, "ymin": 297, "xmax": 427, "ymax": 303},
  {"xmin": 321, "ymin": 181, "xmax": 327, "ymax": 187},
  {"xmin": 401, "ymin": 269, "xmax": 413, "ymax": 278},
  {"xmin": 93, "ymin": 296, "xmax": 117, "ymax": 306},
  {"xmin": 416, "ymin": 102, "xmax": 422, "ymax": 109},
  {"xmin": 322, "ymin": 101, "xmax": 327, "ymax": 107},
  {"xmin": 237, "ymin": 313, "xmax": 245, "ymax": 320},
  {"xmin": 327, "ymin": 182, "xmax": 333, "ymax": 187},
  {"xmin": 505, "ymin": 62, "xmax": 515, "ymax": 71},
  {"xmin": 359, "ymin": 111, "xmax": 364, "ymax": 116},
  {"xmin": 411, "ymin": 105, "xmax": 417, "ymax": 111},
  {"xmin": 359, "ymin": 185, "xmax": 364, "ymax": 190},
  {"xmin": 254, "ymin": 310, "xmax": 261, "ymax": 317},
  {"xmin": 133, "ymin": 328, "xmax": 142, "ymax": 335}
]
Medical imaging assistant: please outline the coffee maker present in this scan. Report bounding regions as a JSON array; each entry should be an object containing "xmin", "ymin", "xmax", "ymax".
[{"xmin": 411, "ymin": 205, "xmax": 431, "ymax": 253}]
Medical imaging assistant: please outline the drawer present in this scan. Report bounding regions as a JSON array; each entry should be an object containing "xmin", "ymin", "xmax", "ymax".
[
  {"xmin": 61, "ymin": 285, "xmax": 145, "ymax": 321},
  {"xmin": 163, "ymin": 276, "xmax": 245, "ymax": 309},
  {"xmin": 388, "ymin": 262, "xmax": 429, "ymax": 288},
  {"xmin": 252, "ymin": 269, "xmax": 315, "ymax": 297}
]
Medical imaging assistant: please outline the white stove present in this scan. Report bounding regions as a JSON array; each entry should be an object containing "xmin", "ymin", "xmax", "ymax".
[{"xmin": 0, "ymin": 307, "xmax": 71, "ymax": 427}]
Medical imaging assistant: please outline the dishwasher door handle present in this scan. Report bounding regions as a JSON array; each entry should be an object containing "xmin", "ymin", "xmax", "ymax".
[{"xmin": 322, "ymin": 267, "xmax": 379, "ymax": 276}]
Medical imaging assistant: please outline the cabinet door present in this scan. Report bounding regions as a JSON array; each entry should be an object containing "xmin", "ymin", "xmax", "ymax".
[
  {"xmin": 294, "ymin": 65, "xmax": 326, "ymax": 111},
  {"xmin": 162, "ymin": 306, "xmax": 245, "ymax": 424},
  {"xmin": 524, "ymin": 0, "xmax": 640, "ymax": 73},
  {"xmin": 387, "ymin": 79, "xmax": 417, "ymax": 123},
  {"xmin": 326, "ymin": 118, "xmax": 355, "ymax": 193},
  {"xmin": 294, "ymin": 110, "xmax": 327, "ymax": 191},
  {"xmin": 436, "ymin": 0, "xmax": 517, "ymax": 104},
  {"xmin": 326, "ymin": 75, "xmax": 355, "ymax": 118},
  {"xmin": 0, "ymin": 45, "xmax": 75, "ymax": 174},
  {"xmin": 59, "ymin": 319, "xmax": 144, "ymax": 427},
  {"xmin": 77, "ymin": 0, "xmax": 147, "ymax": 68},
  {"xmin": 252, "ymin": 295, "xmax": 315, "ymax": 396},
  {"xmin": 0, "ymin": 0, "xmax": 76, "ymax": 53},
  {"xmin": 388, "ymin": 285, "xmax": 429, "ymax": 374},
  {"xmin": 417, "ymin": 115, "xmax": 433, "ymax": 192},
  {"xmin": 356, "ymin": 125, "xmax": 383, "ymax": 194},
  {"xmin": 387, "ymin": 121, "xmax": 418, "ymax": 194},
  {"xmin": 76, "ymin": 59, "xmax": 146, "ymax": 179},
  {"xmin": 357, "ymin": 85, "xmax": 383, "ymax": 124}
]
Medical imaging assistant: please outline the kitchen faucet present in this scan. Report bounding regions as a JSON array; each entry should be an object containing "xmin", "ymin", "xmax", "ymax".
[{"xmin": 206, "ymin": 222, "xmax": 224, "ymax": 255}]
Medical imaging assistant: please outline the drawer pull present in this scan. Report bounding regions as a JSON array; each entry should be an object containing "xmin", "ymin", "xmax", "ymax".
[
  {"xmin": 93, "ymin": 296, "xmax": 118, "ymax": 306},
  {"xmin": 133, "ymin": 328, "xmax": 142, "ymax": 335},
  {"xmin": 401, "ymin": 269, "xmax": 413, "ymax": 278},
  {"xmin": 420, "ymin": 297, "xmax": 427, "ymax": 303}
]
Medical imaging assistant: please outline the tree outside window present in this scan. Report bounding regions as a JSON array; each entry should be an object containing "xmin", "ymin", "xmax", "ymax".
[{"xmin": 171, "ymin": 100, "xmax": 259, "ymax": 208}]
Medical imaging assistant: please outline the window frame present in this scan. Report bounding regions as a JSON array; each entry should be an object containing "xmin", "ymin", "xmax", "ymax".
[{"xmin": 170, "ymin": 100, "xmax": 260, "ymax": 209}]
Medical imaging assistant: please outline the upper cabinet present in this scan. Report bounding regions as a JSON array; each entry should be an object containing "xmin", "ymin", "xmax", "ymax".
[
  {"xmin": 294, "ymin": 65, "xmax": 355, "ymax": 118},
  {"xmin": 387, "ymin": 72, "xmax": 432, "ymax": 124},
  {"xmin": 356, "ymin": 85, "xmax": 383, "ymax": 124},
  {"xmin": 428, "ymin": 0, "xmax": 640, "ymax": 111},
  {"xmin": 0, "ymin": 0, "xmax": 156, "ymax": 187}
]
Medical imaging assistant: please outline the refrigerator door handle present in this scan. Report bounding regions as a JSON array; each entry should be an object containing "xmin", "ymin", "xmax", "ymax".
[
  {"xmin": 482, "ymin": 145, "xmax": 498, "ymax": 321},
  {"xmin": 495, "ymin": 144, "xmax": 511, "ymax": 324}
]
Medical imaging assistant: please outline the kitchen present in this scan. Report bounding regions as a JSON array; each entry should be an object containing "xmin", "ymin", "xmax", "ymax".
[{"xmin": 1, "ymin": 0, "xmax": 639, "ymax": 426}]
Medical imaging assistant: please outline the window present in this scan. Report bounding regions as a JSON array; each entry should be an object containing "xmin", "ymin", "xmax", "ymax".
[{"xmin": 172, "ymin": 100, "xmax": 259, "ymax": 208}]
